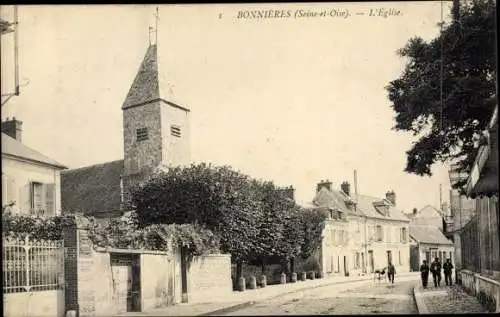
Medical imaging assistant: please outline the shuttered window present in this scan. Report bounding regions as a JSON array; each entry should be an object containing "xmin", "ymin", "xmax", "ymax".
[
  {"xmin": 44, "ymin": 183, "xmax": 55, "ymax": 216},
  {"xmin": 376, "ymin": 225, "xmax": 383, "ymax": 241},
  {"xmin": 29, "ymin": 182, "xmax": 55, "ymax": 217}
]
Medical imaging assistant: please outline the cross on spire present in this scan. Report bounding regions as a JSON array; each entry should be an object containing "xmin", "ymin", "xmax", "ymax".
[{"xmin": 148, "ymin": 7, "xmax": 160, "ymax": 46}]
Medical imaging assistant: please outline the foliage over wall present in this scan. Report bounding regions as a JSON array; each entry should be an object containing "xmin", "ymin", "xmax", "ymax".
[
  {"xmin": 1, "ymin": 211, "xmax": 70, "ymax": 241},
  {"xmin": 1, "ymin": 210, "xmax": 220, "ymax": 258},
  {"xmin": 90, "ymin": 212, "xmax": 220, "ymax": 257}
]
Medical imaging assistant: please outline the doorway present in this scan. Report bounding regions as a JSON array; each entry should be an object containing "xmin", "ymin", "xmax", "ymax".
[
  {"xmin": 343, "ymin": 256, "xmax": 348, "ymax": 276},
  {"xmin": 386, "ymin": 250, "xmax": 392, "ymax": 266},
  {"xmin": 368, "ymin": 250, "xmax": 374, "ymax": 273},
  {"xmin": 361, "ymin": 252, "xmax": 366, "ymax": 273},
  {"xmin": 110, "ymin": 253, "xmax": 141, "ymax": 313}
]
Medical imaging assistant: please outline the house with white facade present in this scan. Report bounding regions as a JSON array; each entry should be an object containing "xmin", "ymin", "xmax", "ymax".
[
  {"xmin": 2, "ymin": 117, "xmax": 67, "ymax": 217},
  {"xmin": 301, "ymin": 179, "xmax": 410, "ymax": 277}
]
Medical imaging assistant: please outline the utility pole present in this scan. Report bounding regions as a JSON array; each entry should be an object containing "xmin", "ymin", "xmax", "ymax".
[{"xmin": 1, "ymin": 5, "xmax": 20, "ymax": 107}]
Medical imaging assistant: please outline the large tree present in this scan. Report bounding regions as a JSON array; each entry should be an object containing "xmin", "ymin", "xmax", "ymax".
[
  {"xmin": 386, "ymin": 0, "xmax": 496, "ymax": 189},
  {"xmin": 131, "ymin": 163, "xmax": 265, "ymax": 268}
]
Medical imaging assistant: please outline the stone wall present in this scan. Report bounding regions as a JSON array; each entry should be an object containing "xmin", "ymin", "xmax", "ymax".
[
  {"xmin": 140, "ymin": 252, "xmax": 181, "ymax": 311},
  {"xmin": 461, "ymin": 269, "xmax": 500, "ymax": 312},
  {"xmin": 62, "ymin": 216, "xmax": 231, "ymax": 316},
  {"xmin": 3, "ymin": 290, "xmax": 65, "ymax": 317},
  {"xmin": 187, "ymin": 254, "xmax": 232, "ymax": 303}
]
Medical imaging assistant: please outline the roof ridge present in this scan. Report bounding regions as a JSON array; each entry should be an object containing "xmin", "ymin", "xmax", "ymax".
[{"xmin": 62, "ymin": 159, "xmax": 124, "ymax": 174}]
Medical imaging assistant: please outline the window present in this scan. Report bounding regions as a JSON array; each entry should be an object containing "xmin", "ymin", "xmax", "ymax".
[
  {"xmin": 399, "ymin": 250, "xmax": 402, "ymax": 265},
  {"xmin": 171, "ymin": 125, "xmax": 181, "ymax": 137},
  {"xmin": 29, "ymin": 182, "xmax": 55, "ymax": 217},
  {"xmin": 136, "ymin": 127, "xmax": 149, "ymax": 142},
  {"xmin": 376, "ymin": 225, "xmax": 383, "ymax": 242},
  {"xmin": 31, "ymin": 182, "xmax": 44, "ymax": 210},
  {"xmin": 401, "ymin": 227, "xmax": 407, "ymax": 243}
]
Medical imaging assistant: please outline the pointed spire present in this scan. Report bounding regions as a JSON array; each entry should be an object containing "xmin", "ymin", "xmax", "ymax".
[
  {"xmin": 122, "ymin": 45, "xmax": 160, "ymax": 109},
  {"xmin": 122, "ymin": 7, "xmax": 189, "ymax": 112}
]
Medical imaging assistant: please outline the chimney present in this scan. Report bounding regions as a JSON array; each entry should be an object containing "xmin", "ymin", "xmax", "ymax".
[
  {"xmin": 354, "ymin": 170, "xmax": 359, "ymax": 198},
  {"xmin": 413, "ymin": 208, "xmax": 418, "ymax": 215},
  {"xmin": 341, "ymin": 181, "xmax": 350, "ymax": 196},
  {"xmin": 2, "ymin": 117, "xmax": 23, "ymax": 142},
  {"xmin": 317, "ymin": 179, "xmax": 332, "ymax": 192},
  {"xmin": 386, "ymin": 190, "xmax": 396, "ymax": 206}
]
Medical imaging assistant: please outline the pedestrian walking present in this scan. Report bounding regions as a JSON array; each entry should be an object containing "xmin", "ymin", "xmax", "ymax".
[
  {"xmin": 430, "ymin": 257, "xmax": 442, "ymax": 287},
  {"xmin": 420, "ymin": 260, "xmax": 430, "ymax": 288},
  {"xmin": 387, "ymin": 261, "xmax": 396, "ymax": 284},
  {"xmin": 443, "ymin": 258, "xmax": 454, "ymax": 286}
]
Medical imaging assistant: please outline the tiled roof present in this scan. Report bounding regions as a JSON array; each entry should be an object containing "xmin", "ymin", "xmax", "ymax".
[
  {"xmin": 61, "ymin": 160, "xmax": 124, "ymax": 216},
  {"xmin": 122, "ymin": 44, "xmax": 189, "ymax": 112},
  {"xmin": 1, "ymin": 132, "xmax": 66, "ymax": 169},
  {"xmin": 312, "ymin": 187, "xmax": 361, "ymax": 216},
  {"xmin": 310, "ymin": 187, "xmax": 409, "ymax": 222},
  {"xmin": 356, "ymin": 194, "xmax": 410, "ymax": 221},
  {"xmin": 409, "ymin": 225, "xmax": 453, "ymax": 245}
]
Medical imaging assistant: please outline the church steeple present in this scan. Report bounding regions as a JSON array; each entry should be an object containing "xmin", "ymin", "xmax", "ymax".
[
  {"xmin": 121, "ymin": 44, "xmax": 160, "ymax": 109},
  {"xmin": 122, "ymin": 9, "xmax": 191, "ymax": 177}
]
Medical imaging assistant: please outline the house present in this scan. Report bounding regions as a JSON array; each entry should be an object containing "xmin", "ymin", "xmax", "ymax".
[
  {"xmin": 1, "ymin": 117, "xmax": 67, "ymax": 217},
  {"xmin": 408, "ymin": 225, "xmax": 454, "ymax": 272},
  {"xmin": 61, "ymin": 42, "xmax": 191, "ymax": 219},
  {"xmin": 409, "ymin": 205, "xmax": 446, "ymax": 231},
  {"xmin": 301, "ymin": 179, "xmax": 410, "ymax": 277},
  {"xmin": 459, "ymin": 105, "xmax": 499, "ymax": 312},
  {"xmin": 407, "ymin": 204, "xmax": 455, "ymax": 271}
]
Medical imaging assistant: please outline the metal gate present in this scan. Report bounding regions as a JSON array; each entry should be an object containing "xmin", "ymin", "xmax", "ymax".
[{"xmin": 2, "ymin": 235, "xmax": 65, "ymax": 317}]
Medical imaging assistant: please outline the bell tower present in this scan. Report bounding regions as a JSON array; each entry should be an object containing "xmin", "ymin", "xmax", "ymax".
[{"xmin": 122, "ymin": 11, "xmax": 190, "ymax": 177}]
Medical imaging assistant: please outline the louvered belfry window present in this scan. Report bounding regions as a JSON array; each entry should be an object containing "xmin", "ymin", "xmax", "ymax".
[
  {"xmin": 136, "ymin": 127, "xmax": 149, "ymax": 142},
  {"xmin": 171, "ymin": 125, "xmax": 181, "ymax": 137}
]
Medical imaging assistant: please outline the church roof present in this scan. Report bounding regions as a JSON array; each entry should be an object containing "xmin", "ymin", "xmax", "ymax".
[
  {"xmin": 61, "ymin": 160, "xmax": 124, "ymax": 217},
  {"xmin": 1, "ymin": 132, "xmax": 67, "ymax": 169},
  {"xmin": 121, "ymin": 44, "xmax": 189, "ymax": 112},
  {"xmin": 61, "ymin": 158, "xmax": 153, "ymax": 217}
]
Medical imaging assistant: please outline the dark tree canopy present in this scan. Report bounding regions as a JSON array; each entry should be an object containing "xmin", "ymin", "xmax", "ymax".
[
  {"xmin": 386, "ymin": 0, "xmax": 496, "ymax": 188},
  {"xmin": 132, "ymin": 163, "xmax": 263, "ymax": 262}
]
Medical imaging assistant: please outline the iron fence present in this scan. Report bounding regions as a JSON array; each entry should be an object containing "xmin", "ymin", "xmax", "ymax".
[{"xmin": 2, "ymin": 235, "xmax": 64, "ymax": 293}]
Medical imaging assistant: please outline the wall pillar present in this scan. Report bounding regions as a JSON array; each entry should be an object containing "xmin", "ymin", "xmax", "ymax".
[{"xmin": 62, "ymin": 215, "xmax": 95, "ymax": 317}]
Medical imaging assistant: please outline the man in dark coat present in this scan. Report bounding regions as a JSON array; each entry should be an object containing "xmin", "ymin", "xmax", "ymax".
[
  {"xmin": 443, "ymin": 258, "xmax": 454, "ymax": 286},
  {"xmin": 387, "ymin": 261, "xmax": 396, "ymax": 284},
  {"xmin": 420, "ymin": 260, "xmax": 430, "ymax": 288},
  {"xmin": 430, "ymin": 257, "xmax": 442, "ymax": 287}
]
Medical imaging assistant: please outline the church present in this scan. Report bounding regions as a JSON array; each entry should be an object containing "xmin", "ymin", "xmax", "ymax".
[{"xmin": 61, "ymin": 41, "xmax": 191, "ymax": 220}]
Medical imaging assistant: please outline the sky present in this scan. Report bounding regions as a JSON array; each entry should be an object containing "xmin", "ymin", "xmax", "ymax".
[{"xmin": 1, "ymin": 2, "xmax": 455, "ymax": 213}]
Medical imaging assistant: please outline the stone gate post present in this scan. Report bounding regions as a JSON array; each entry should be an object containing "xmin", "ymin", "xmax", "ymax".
[{"xmin": 62, "ymin": 214, "xmax": 96, "ymax": 317}]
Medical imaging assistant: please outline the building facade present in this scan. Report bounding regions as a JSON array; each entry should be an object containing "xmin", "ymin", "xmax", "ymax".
[
  {"xmin": 303, "ymin": 180, "xmax": 410, "ymax": 277},
  {"xmin": 2, "ymin": 118, "xmax": 67, "ymax": 217},
  {"xmin": 61, "ymin": 42, "xmax": 191, "ymax": 219},
  {"xmin": 459, "ymin": 105, "xmax": 499, "ymax": 312}
]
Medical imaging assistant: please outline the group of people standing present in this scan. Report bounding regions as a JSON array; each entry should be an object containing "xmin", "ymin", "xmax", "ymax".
[{"xmin": 420, "ymin": 257, "xmax": 454, "ymax": 288}]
